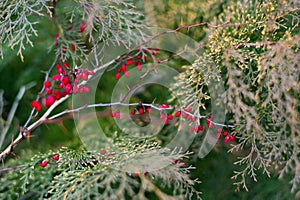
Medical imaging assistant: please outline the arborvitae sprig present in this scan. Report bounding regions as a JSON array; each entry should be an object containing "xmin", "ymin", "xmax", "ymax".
[
  {"xmin": 171, "ymin": 0, "xmax": 300, "ymax": 193},
  {"xmin": 1, "ymin": 139, "xmax": 200, "ymax": 200}
]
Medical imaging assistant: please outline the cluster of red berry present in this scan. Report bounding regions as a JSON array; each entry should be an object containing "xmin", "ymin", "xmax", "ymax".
[
  {"xmin": 40, "ymin": 154, "xmax": 59, "ymax": 168},
  {"xmin": 31, "ymin": 64, "xmax": 94, "ymax": 112},
  {"xmin": 110, "ymin": 103, "xmax": 230, "ymax": 136},
  {"xmin": 115, "ymin": 48, "xmax": 159, "ymax": 80},
  {"xmin": 216, "ymin": 128, "xmax": 235, "ymax": 143}
]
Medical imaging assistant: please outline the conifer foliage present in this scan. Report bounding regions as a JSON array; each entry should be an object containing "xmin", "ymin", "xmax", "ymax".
[{"xmin": 0, "ymin": 0, "xmax": 299, "ymax": 199}]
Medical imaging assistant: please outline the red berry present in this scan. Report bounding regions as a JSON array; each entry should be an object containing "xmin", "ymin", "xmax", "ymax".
[
  {"xmin": 73, "ymin": 85, "xmax": 78, "ymax": 94},
  {"xmin": 31, "ymin": 100, "xmax": 41, "ymax": 111},
  {"xmin": 134, "ymin": 173, "xmax": 139, "ymax": 178},
  {"xmin": 216, "ymin": 133, "xmax": 221, "ymax": 139},
  {"xmin": 224, "ymin": 136, "xmax": 230, "ymax": 143},
  {"xmin": 223, "ymin": 130, "xmax": 229, "ymax": 136},
  {"xmin": 164, "ymin": 118, "xmax": 169, "ymax": 125},
  {"xmin": 186, "ymin": 115, "xmax": 192, "ymax": 121},
  {"xmin": 55, "ymin": 33, "xmax": 60, "ymax": 41},
  {"xmin": 124, "ymin": 71, "xmax": 130, "ymax": 78},
  {"xmin": 52, "ymin": 154, "xmax": 59, "ymax": 161},
  {"xmin": 229, "ymin": 135, "xmax": 235, "ymax": 142},
  {"xmin": 71, "ymin": 44, "xmax": 76, "ymax": 51},
  {"xmin": 131, "ymin": 109, "xmax": 136, "ymax": 115},
  {"xmin": 117, "ymin": 68, "xmax": 121, "ymax": 73},
  {"xmin": 218, "ymin": 128, "xmax": 223, "ymax": 133},
  {"xmin": 137, "ymin": 64, "xmax": 142, "ymax": 71},
  {"xmin": 147, "ymin": 108, "xmax": 152, "ymax": 114},
  {"xmin": 175, "ymin": 111, "xmax": 181, "ymax": 117},
  {"xmin": 40, "ymin": 160, "xmax": 48, "ymax": 168},
  {"xmin": 82, "ymin": 73, "xmax": 88, "ymax": 81},
  {"xmin": 172, "ymin": 159, "xmax": 178, "ymax": 164},
  {"xmin": 56, "ymin": 64, "xmax": 63, "ymax": 73},
  {"xmin": 206, "ymin": 119, "xmax": 214, "ymax": 128},
  {"xmin": 62, "ymin": 46, "xmax": 67, "ymax": 53},
  {"xmin": 60, "ymin": 91, "xmax": 67, "ymax": 97},
  {"xmin": 184, "ymin": 107, "xmax": 192, "ymax": 112},
  {"xmin": 182, "ymin": 112, "xmax": 188, "ymax": 118},
  {"xmin": 84, "ymin": 86, "xmax": 90, "ymax": 93},
  {"xmin": 45, "ymin": 96, "xmax": 56, "ymax": 107},
  {"xmin": 190, "ymin": 126, "xmax": 195, "ymax": 133},
  {"xmin": 63, "ymin": 63, "xmax": 69, "ymax": 69},
  {"xmin": 44, "ymin": 81, "xmax": 52, "ymax": 88},
  {"xmin": 160, "ymin": 104, "xmax": 169, "ymax": 108},
  {"xmin": 52, "ymin": 74, "xmax": 61, "ymax": 81},
  {"xmin": 121, "ymin": 64, "xmax": 127, "ymax": 71},
  {"xmin": 62, "ymin": 76, "xmax": 70, "ymax": 85},
  {"xmin": 46, "ymin": 88, "xmax": 52, "ymax": 95},
  {"xmin": 65, "ymin": 84, "xmax": 72, "ymax": 94},
  {"xmin": 115, "ymin": 110, "xmax": 120, "ymax": 120},
  {"xmin": 125, "ymin": 59, "xmax": 132, "ymax": 65},
  {"xmin": 167, "ymin": 114, "xmax": 173, "ymax": 120},
  {"xmin": 77, "ymin": 73, "xmax": 82, "ymax": 80},
  {"xmin": 160, "ymin": 113, "xmax": 165, "ymax": 120},
  {"xmin": 196, "ymin": 125, "xmax": 204, "ymax": 133},
  {"xmin": 101, "ymin": 149, "xmax": 107, "ymax": 155},
  {"xmin": 58, "ymin": 82, "xmax": 64, "ymax": 88},
  {"xmin": 80, "ymin": 86, "xmax": 90, "ymax": 93},
  {"xmin": 79, "ymin": 22, "xmax": 85, "ymax": 32},
  {"xmin": 115, "ymin": 73, "xmax": 121, "ymax": 80},
  {"xmin": 87, "ymin": 69, "xmax": 95, "ymax": 75},
  {"xmin": 54, "ymin": 90, "xmax": 61, "ymax": 100},
  {"xmin": 138, "ymin": 108, "xmax": 144, "ymax": 115}
]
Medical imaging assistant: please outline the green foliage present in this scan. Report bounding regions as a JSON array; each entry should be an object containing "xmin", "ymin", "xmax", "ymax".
[
  {"xmin": 172, "ymin": 0, "xmax": 300, "ymax": 193},
  {"xmin": 0, "ymin": 0, "xmax": 299, "ymax": 199},
  {"xmin": 0, "ymin": 0, "xmax": 52, "ymax": 61},
  {"xmin": 0, "ymin": 140, "xmax": 200, "ymax": 200}
]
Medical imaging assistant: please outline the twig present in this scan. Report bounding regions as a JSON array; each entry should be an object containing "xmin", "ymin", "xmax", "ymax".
[
  {"xmin": 0, "ymin": 20, "xmax": 252, "ymax": 160},
  {"xmin": 0, "ymin": 82, "xmax": 35, "ymax": 148},
  {"xmin": 0, "ymin": 164, "xmax": 27, "ymax": 173}
]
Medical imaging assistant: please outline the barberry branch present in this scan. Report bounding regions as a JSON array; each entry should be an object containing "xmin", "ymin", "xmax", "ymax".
[{"xmin": 0, "ymin": 20, "xmax": 257, "ymax": 161}]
